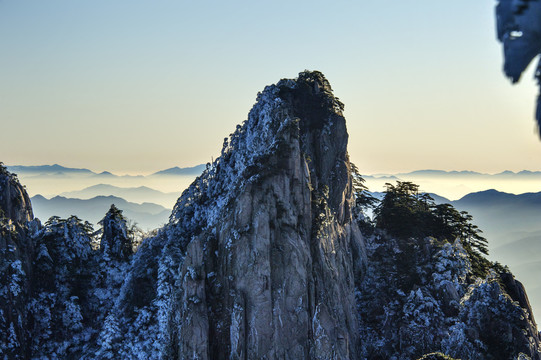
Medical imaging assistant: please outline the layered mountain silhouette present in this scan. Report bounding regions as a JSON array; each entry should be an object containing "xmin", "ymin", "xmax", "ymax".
[
  {"xmin": 60, "ymin": 184, "xmax": 180, "ymax": 208},
  {"xmin": 1, "ymin": 72, "xmax": 540, "ymax": 359},
  {"xmin": 31, "ymin": 194, "xmax": 170, "ymax": 231}
]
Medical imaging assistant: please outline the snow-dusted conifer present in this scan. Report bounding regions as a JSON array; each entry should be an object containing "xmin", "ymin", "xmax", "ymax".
[{"xmin": 99, "ymin": 204, "xmax": 134, "ymax": 261}]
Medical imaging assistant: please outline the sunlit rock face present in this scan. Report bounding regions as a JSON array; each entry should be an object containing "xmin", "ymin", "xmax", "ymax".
[{"xmin": 167, "ymin": 71, "xmax": 366, "ymax": 359}]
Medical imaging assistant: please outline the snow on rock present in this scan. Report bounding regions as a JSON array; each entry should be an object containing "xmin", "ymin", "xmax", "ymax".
[{"xmin": 103, "ymin": 70, "xmax": 365, "ymax": 359}]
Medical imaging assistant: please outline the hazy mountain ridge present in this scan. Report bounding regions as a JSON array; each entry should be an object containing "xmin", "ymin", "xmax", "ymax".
[
  {"xmin": 31, "ymin": 194, "xmax": 169, "ymax": 231},
  {"xmin": 60, "ymin": 184, "xmax": 180, "ymax": 208},
  {"xmin": 365, "ymin": 169, "xmax": 541, "ymax": 201},
  {"xmin": 455, "ymin": 189, "xmax": 541, "ymax": 207},
  {"xmin": 11, "ymin": 163, "xmax": 541, "ymax": 205},
  {"xmin": 6, "ymin": 165, "xmax": 200, "ymax": 199},
  {"xmin": 12, "ymin": 165, "xmax": 541, "ymax": 180},
  {"xmin": 149, "ymin": 164, "xmax": 206, "ymax": 176},
  {"xmin": 367, "ymin": 169, "xmax": 541, "ymax": 178},
  {"xmin": 6, "ymin": 164, "xmax": 206, "ymax": 178},
  {"xmin": 447, "ymin": 189, "xmax": 541, "ymax": 244},
  {"xmin": 6, "ymin": 164, "xmax": 95, "ymax": 175},
  {"xmin": 61, "ymin": 184, "xmax": 170, "ymax": 198}
]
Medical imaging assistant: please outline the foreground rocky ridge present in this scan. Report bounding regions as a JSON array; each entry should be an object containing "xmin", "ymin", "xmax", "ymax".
[{"xmin": 1, "ymin": 72, "xmax": 540, "ymax": 359}]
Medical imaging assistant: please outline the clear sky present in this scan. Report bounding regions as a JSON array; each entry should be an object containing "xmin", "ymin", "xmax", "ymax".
[{"xmin": 1, "ymin": 0, "xmax": 540, "ymax": 175}]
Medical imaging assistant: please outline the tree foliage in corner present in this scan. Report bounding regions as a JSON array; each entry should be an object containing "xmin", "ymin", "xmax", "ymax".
[
  {"xmin": 350, "ymin": 162, "xmax": 377, "ymax": 210},
  {"xmin": 496, "ymin": 0, "xmax": 541, "ymax": 136},
  {"xmin": 350, "ymin": 162, "xmax": 377, "ymax": 234},
  {"xmin": 374, "ymin": 181, "xmax": 490, "ymax": 277}
]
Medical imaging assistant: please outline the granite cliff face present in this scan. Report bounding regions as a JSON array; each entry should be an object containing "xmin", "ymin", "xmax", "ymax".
[
  {"xmin": 0, "ymin": 169, "xmax": 33, "ymax": 224},
  {"xmin": 106, "ymin": 71, "xmax": 366, "ymax": 359},
  {"xmin": 0, "ymin": 167, "xmax": 37, "ymax": 359},
  {"xmin": 1, "ymin": 73, "xmax": 541, "ymax": 359},
  {"xmin": 170, "ymin": 71, "xmax": 365, "ymax": 358}
]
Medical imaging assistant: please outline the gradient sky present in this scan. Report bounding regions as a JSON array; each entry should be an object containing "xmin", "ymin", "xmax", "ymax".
[{"xmin": 1, "ymin": 0, "xmax": 540, "ymax": 175}]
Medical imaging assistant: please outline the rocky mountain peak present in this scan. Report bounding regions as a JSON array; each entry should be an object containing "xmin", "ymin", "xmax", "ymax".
[
  {"xmin": 276, "ymin": 70, "xmax": 349, "ymax": 220},
  {"xmin": 0, "ymin": 164, "xmax": 33, "ymax": 224},
  {"xmin": 1, "ymin": 72, "xmax": 541, "ymax": 360},
  {"xmin": 161, "ymin": 71, "xmax": 365, "ymax": 358},
  {"xmin": 170, "ymin": 71, "xmax": 352, "ymax": 230}
]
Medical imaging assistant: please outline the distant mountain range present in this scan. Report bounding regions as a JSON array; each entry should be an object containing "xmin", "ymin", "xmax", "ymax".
[
  {"xmin": 150, "ymin": 164, "xmax": 206, "ymax": 176},
  {"xmin": 417, "ymin": 189, "xmax": 541, "ymax": 246},
  {"xmin": 60, "ymin": 184, "xmax": 180, "ymax": 208},
  {"xmin": 5, "ymin": 164, "xmax": 203, "ymax": 198},
  {"xmin": 455, "ymin": 189, "xmax": 541, "ymax": 208},
  {"xmin": 6, "ymin": 164, "xmax": 205, "ymax": 178},
  {"xmin": 8, "ymin": 165, "xmax": 541, "ymax": 179},
  {"xmin": 426, "ymin": 189, "xmax": 541, "ymax": 314},
  {"xmin": 7, "ymin": 164, "xmax": 95, "ymax": 175},
  {"xmin": 440, "ymin": 189, "xmax": 541, "ymax": 247},
  {"xmin": 363, "ymin": 169, "xmax": 541, "ymax": 201},
  {"xmin": 31, "ymin": 195, "xmax": 170, "ymax": 231},
  {"xmin": 369, "ymin": 169, "xmax": 541, "ymax": 178}
]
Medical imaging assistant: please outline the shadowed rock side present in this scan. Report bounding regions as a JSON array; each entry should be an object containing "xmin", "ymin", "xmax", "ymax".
[
  {"xmin": 104, "ymin": 71, "xmax": 366, "ymax": 359},
  {"xmin": 0, "ymin": 167, "xmax": 37, "ymax": 359},
  {"xmin": 0, "ymin": 170, "xmax": 33, "ymax": 224}
]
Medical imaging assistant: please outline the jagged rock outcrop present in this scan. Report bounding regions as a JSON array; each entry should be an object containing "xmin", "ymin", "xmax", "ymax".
[
  {"xmin": 108, "ymin": 71, "xmax": 367, "ymax": 359},
  {"xmin": 174, "ymin": 71, "xmax": 365, "ymax": 359},
  {"xmin": 0, "ymin": 166, "xmax": 36, "ymax": 359},
  {"xmin": 0, "ymin": 169, "xmax": 33, "ymax": 224}
]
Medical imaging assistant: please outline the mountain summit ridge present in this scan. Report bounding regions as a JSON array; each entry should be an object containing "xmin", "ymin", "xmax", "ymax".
[
  {"xmin": 1, "ymin": 73, "xmax": 540, "ymax": 359},
  {"xmin": 144, "ymin": 70, "xmax": 365, "ymax": 358}
]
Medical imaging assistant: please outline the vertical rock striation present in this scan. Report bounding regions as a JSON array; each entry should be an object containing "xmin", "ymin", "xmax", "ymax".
[
  {"xmin": 0, "ymin": 166, "xmax": 36, "ymax": 359},
  {"xmin": 0, "ymin": 170, "xmax": 33, "ymax": 224},
  {"xmin": 167, "ymin": 71, "xmax": 366, "ymax": 359}
]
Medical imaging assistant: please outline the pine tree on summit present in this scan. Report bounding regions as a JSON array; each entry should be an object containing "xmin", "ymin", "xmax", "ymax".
[
  {"xmin": 374, "ymin": 181, "xmax": 431, "ymax": 239},
  {"xmin": 374, "ymin": 181, "xmax": 491, "ymax": 277}
]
